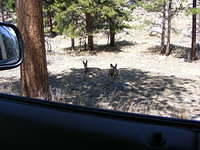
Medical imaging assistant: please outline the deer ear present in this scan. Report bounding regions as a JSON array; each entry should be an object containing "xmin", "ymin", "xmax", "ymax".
[
  {"xmin": 115, "ymin": 64, "xmax": 117, "ymax": 68},
  {"xmin": 86, "ymin": 60, "xmax": 88, "ymax": 64},
  {"xmin": 110, "ymin": 64, "xmax": 113, "ymax": 68}
]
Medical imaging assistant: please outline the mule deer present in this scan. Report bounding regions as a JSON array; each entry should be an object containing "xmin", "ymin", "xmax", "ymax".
[
  {"xmin": 82, "ymin": 60, "xmax": 101, "ymax": 77},
  {"xmin": 108, "ymin": 64, "xmax": 119, "ymax": 80},
  {"xmin": 82, "ymin": 60, "xmax": 89, "ymax": 74}
]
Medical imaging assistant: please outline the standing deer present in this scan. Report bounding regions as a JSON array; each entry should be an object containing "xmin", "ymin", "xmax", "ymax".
[
  {"xmin": 82, "ymin": 59, "xmax": 101, "ymax": 77},
  {"xmin": 108, "ymin": 64, "xmax": 119, "ymax": 80},
  {"xmin": 82, "ymin": 60, "xmax": 89, "ymax": 74}
]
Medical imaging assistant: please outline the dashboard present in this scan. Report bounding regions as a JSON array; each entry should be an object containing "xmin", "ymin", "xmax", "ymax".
[{"xmin": 0, "ymin": 93, "xmax": 199, "ymax": 149}]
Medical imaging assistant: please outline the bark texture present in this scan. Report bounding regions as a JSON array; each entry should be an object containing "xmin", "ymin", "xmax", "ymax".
[
  {"xmin": 86, "ymin": 13, "xmax": 94, "ymax": 50},
  {"xmin": 16, "ymin": 0, "xmax": 49, "ymax": 99},
  {"xmin": 191, "ymin": 0, "xmax": 197, "ymax": 61}
]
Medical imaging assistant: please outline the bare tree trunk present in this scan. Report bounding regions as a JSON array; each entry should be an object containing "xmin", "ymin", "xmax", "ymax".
[
  {"xmin": 165, "ymin": 0, "xmax": 172, "ymax": 56},
  {"xmin": 197, "ymin": 14, "xmax": 200, "ymax": 42},
  {"xmin": 16, "ymin": 0, "xmax": 50, "ymax": 100},
  {"xmin": 49, "ymin": 9, "xmax": 53, "ymax": 34},
  {"xmin": 79, "ymin": 37, "xmax": 82, "ymax": 50},
  {"xmin": 1, "ymin": 8, "xmax": 4, "ymax": 22},
  {"xmin": 0, "ymin": 0, "xmax": 5, "ymax": 22},
  {"xmin": 71, "ymin": 38, "xmax": 75, "ymax": 50},
  {"xmin": 6, "ymin": 10, "xmax": 9, "ymax": 18},
  {"xmin": 191, "ymin": 0, "xmax": 197, "ymax": 61},
  {"xmin": 109, "ymin": 18, "xmax": 116, "ymax": 47},
  {"xmin": 86, "ymin": 13, "xmax": 94, "ymax": 51},
  {"xmin": 84, "ymin": 37, "xmax": 87, "ymax": 50},
  {"xmin": 107, "ymin": 32, "xmax": 110, "ymax": 46},
  {"xmin": 110, "ymin": 30, "xmax": 115, "ymax": 47},
  {"xmin": 161, "ymin": 0, "xmax": 166, "ymax": 54}
]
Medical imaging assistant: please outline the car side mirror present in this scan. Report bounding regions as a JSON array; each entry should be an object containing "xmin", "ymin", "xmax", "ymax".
[{"xmin": 0, "ymin": 22, "xmax": 23, "ymax": 70}]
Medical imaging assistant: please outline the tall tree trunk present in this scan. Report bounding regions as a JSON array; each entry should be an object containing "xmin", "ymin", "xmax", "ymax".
[
  {"xmin": 198, "ymin": 14, "xmax": 200, "ymax": 42},
  {"xmin": 1, "ymin": 9, "xmax": 4, "ymax": 22},
  {"xmin": 191, "ymin": 0, "xmax": 197, "ymax": 61},
  {"xmin": 85, "ymin": 13, "xmax": 94, "ymax": 51},
  {"xmin": 79, "ymin": 37, "xmax": 82, "ymax": 50},
  {"xmin": 0, "ymin": 0, "xmax": 5, "ymax": 22},
  {"xmin": 107, "ymin": 32, "xmax": 110, "ymax": 46},
  {"xmin": 16, "ymin": 0, "xmax": 50, "ymax": 100},
  {"xmin": 48, "ymin": 8, "xmax": 53, "ymax": 34},
  {"xmin": 6, "ymin": 10, "xmax": 9, "ymax": 18},
  {"xmin": 161, "ymin": 0, "xmax": 166, "ymax": 54},
  {"xmin": 165, "ymin": 0, "xmax": 172, "ymax": 56},
  {"xmin": 110, "ymin": 30, "xmax": 115, "ymax": 47},
  {"xmin": 84, "ymin": 37, "xmax": 87, "ymax": 50},
  {"xmin": 109, "ymin": 18, "xmax": 116, "ymax": 47},
  {"xmin": 71, "ymin": 38, "xmax": 75, "ymax": 50}
]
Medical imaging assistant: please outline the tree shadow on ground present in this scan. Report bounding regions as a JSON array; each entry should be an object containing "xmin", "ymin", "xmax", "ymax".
[
  {"xmin": 0, "ymin": 69, "xmax": 197, "ymax": 119},
  {"xmin": 62, "ymin": 40, "xmax": 136, "ymax": 56},
  {"xmin": 147, "ymin": 44, "xmax": 191, "ymax": 59},
  {"xmin": 49, "ymin": 67, "xmax": 194, "ymax": 118},
  {"xmin": 94, "ymin": 40, "xmax": 137, "ymax": 53}
]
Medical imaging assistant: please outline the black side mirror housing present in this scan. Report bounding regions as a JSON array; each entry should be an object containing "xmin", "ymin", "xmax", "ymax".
[{"xmin": 0, "ymin": 22, "xmax": 23, "ymax": 70}]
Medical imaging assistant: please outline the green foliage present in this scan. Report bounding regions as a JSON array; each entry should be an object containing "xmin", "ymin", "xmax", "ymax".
[
  {"xmin": 5, "ymin": 0, "xmax": 15, "ymax": 11},
  {"xmin": 53, "ymin": 0, "xmax": 134, "ymax": 38},
  {"xmin": 43, "ymin": 0, "xmax": 59, "ymax": 33},
  {"xmin": 136, "ymin": 0, "xmax": 166, "ymax": 12},
  {"xmin": 53, "ymin": 0, "xmax": 86, "ymax": 37},
  {"xmin": 143, "ymin": 19, "xmax": 153, "ymax": 26},
  {"xmin": 138, "ymin": 0, "xmax": 186, "ymax": 14},
  {"xmin": 96, "ymin": 0, "xmax": 133, "ymax": 33},
  {"xmin": 186, "ymin": 8, "xmax": 200, "ymax": 15},
  {"xmin": 0, "ymin": 0, "xmax": 15, "ymax": 12}
]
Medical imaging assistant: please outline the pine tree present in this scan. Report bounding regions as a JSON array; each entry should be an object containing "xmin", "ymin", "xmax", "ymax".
[
  {"xmin": 191, "ymin": 0, "xmax": 197, "ymax": 60},
  {"xmin": 97, "ymin": 0, "xmax": 133, "ymax": 47},
  {"xmin": 165, "ymin": 0, "xmax": 172, "ymax": 56},
  {"xmin": 138, "ymin": 0, "xmax": 168, "ymax": 54},
  {"xmin": 54, "ymin": 0, "xmax": 133, "ymax": 50},
  {"xmin": 70, "ymin": 0, "xmax": 99, "ymax": 51},
  {"xmin": 139, "ymin": 0, "xmax": 185, "ymax": 55},
  {"xmin": 54, "ymin": 0, "xmax": 84, "ymax": 50},
  {"xmin": 161, "ymin": 0, "xmax": 167, "ymax": 54},
  {"xmin": 16, "ymin": 0, "xmax": 50, "ymax": 99},
  {"xmin": 43, "ymin": 0, "xmax": 56, "ymax": 35}
]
